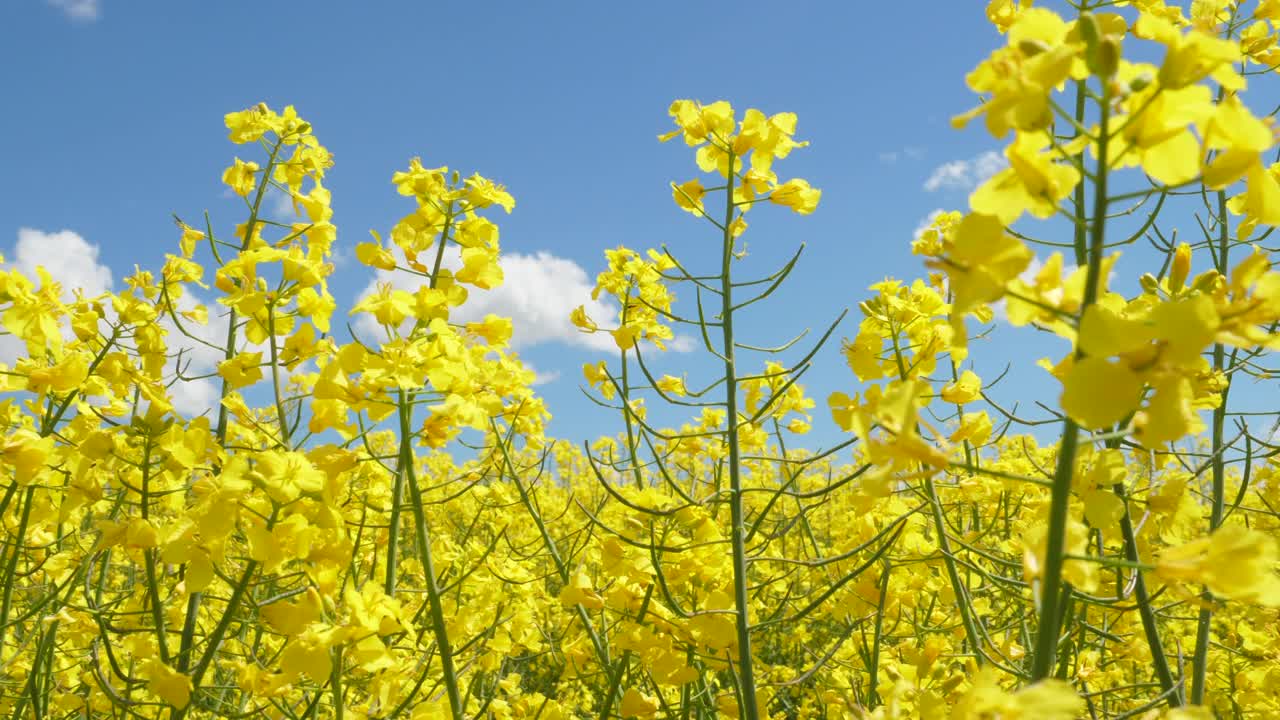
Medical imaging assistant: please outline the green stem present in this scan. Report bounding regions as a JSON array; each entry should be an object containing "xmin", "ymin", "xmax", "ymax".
[
  {"xmin": 718, "ymin": 154, "xmax": 760, "ymax": 720},
  {"xmin": 179, "ymin": 140, "xmax": 281, "ymax": 677},
  {"xmin": 265, "ymin": 302, "xmax": 292, "ymax": 447},
  {"xmin": 1116, "ymin": 481, "xmax": 1180, "ymax": 706},
  {"xmin": 398, "ymin": 390, "xmax": 465, "ymax": 719},
  {"xmin": 331, "ymin": 644, "xmax": 345, "ymax": 719},
  {"xmin": 866, "ymin": 561, "xmax": 891, "ymax": 708},
  {"xmin": 1191, "ymin": 189, "xmax": 1231, "ymax": 705},
  {"xmin": 925, "ymin": 475, "xmax": 985, "ymax": 665},
  {"xmin": 389, "ymin": 205, "xmax": 455, "ymax": 597},
  {"xmin": 1032, "ymin": 79, "xmax": 1111, "ymax": 683},
  {"xmin": 141, "ymin": 437, "xmax": 171, "ymax": 664},
  {"xmin": 0, "ymin": 487, "xmax": 36, "ymax": 659}
]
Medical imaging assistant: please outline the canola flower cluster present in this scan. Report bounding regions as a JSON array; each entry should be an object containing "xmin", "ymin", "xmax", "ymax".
[{"xmin": 2, "ymin": 1, "xmax": 1280, "ymax": 718}]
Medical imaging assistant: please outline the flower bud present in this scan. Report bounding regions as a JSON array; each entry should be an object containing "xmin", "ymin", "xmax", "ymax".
[
  {"xmin": 1169, "ymin": 242, "xmax": 1192, "ymax": 293},
  {"xmin": 1192, "ymin": 270, "xmax": 1223, "ymax": 293},
  {"xmin": 1140, "ymin": 273, "xmax": 1160, "ymax": 294}
]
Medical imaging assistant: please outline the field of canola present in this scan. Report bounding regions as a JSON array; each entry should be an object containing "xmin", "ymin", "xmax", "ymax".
[{"xmin": 3, "ymin": 1, "xmax": 1280, "ymax": 718}]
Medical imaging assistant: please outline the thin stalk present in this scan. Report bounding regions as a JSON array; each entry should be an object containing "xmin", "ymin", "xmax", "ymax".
[
  {"xmin": 398, "ymin": 390, "xmax": 465, "ymax": 719},
  {"xmin": 179, "ymin": 139, "xmax": 281, "ymax": 676},
  {"xmin": 388, "ymin": 204, "xmax": 455, "ymax": 596},
  {"xmin": 866, "ymin": 561, "xmax": 892, "ymax": 709},
  {"xmin": 718, "ymin": 154, "xmax": 761, "ymax": 720},
  {"xmin": 1032, "ymin": 77, "xmax": 1111, "ymax": 682},
  {"xmin": 0, "ymin": 487, "xmax": 36, "ymax": 658},
  {"xmin": 1191, "ymin": 189, "xmax": 1231, "ymax": 704},
  {"xmin": 925, "ymin": 475, "xmax": 985, "ymax": 664}
]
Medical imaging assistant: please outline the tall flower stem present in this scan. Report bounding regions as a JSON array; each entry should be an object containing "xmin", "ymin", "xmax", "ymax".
[{"xmin": 718, "ymin": 150, "xmax": 760, "ymax": 719}]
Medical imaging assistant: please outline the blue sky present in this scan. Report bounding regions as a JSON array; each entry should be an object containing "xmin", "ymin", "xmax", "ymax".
[{"xmin": 1, "ymin": 0, "xmax": 1078, "ymax": 447}]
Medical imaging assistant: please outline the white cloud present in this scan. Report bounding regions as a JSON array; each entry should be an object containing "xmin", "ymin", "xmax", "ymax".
[
  {"xmin": 0, "ymin": 227, "xmax": 232, "ymax": 417},
  {"xmin": 356, "ymin": 248, "xmax": 625, "ymax": 352},
  {"xmin": 10, "ymin": 228, "xmax": 113, "ymax": 298},
  {"xmin": 458, "ymin": 251, "xmax": 622, "ymax": 351},
  {"xmin": 527, "ymin": 366, "xmax": 561, "ymax": 386},
  {"xmin": 923, "ymin": 151, "xmax": 1006, "ymax": 192},
  {"xmin": 923, "ymin": 161, "xmax": 970, "ymax": 191},
  {"xmin": 269, "ymin": 188, "xmax": 297, "ymax": 220},
  {"xmin": 161, "ymin": 293, "xmax": 235, "ymax": 417},
  {"xmin": 879, "ymin": 146, "xmax": 925, "ymax": 165},
  {"xmin": 46, "ymin": 0, "xmax": 100, "ymax": 21},
  {"xmin": 1, "ymin": 228, "xmax": 115, "ymax": 364}
]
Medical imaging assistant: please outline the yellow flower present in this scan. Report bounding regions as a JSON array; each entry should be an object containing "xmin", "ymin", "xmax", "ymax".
[
  {"xmin": 940, "ymin": 370, "xmax": 982, "ymax": 404},
  {"xmin": 660, "ymin": 99, "xmax": 735, "ymax": 146},
  {"xmin": 570, "ymin": 305, "xmax": 598, "ymax": 333},
  {"xmin": 953, "ymin": 667, "xmax": 1084, "ymax": 719},
  {"xmin": 142, "ymin": 659, "xmax": 193, "ymax": 710},
  {"xmin": 655, "ymin": 374, "xmax": 687, "ymax": 396},
  {"xmin": 672, "ymin": 178, "xmax": 706, "ymax": 215},
  {"xmin": 222, "ymin": 157, "xmax": 260, "ymax": 197},
  {"xmin": 1156, "ymin": 525, "xmax": 1280, "ymax": 606},
  {"xmin": 280, "ymin": 629, "xmax": 336, "ymax": 682},
  {"xmin": 929, "ymin": 212, "xmax": 1033, "ymax": 355},
  {"xmin": 1060, "ymin": 356, "xmax": 1143, "ymax": 430},
  {"xmin": 463, "ymin": 172, "xmax": 516, "ymax": 212},
  {"xmin": 1, "ymin": 429, "xmax": 54, "ymax": 485},
  {"xmin": 177, "ymin": 221, "xmax": 206, "ymax": 258},
  {"xmin": 466, "ymin": 314, "xmax": 513, "ymax": 346},
  {"xmin": 1113, "ymin": 79, "xmax": 1210, "ymax": 187},
  {"xmin": 1135, "ymin": 14, "xmax": 1241, "ymax": 90},
  {"xmin": 769, "ymin": 178, "xmax": 821, "ymax": 214},
  {"xmin": 970, "ymin": 132, "xmax": 1081, "ymax": 224},
  {"xmin": 1199, "ymin": 94, "xmax": 1276, "ymax": 190},
  {"xmin": 559, "ymin": 570, "xmax": 604, "ymax": 610},
  {"xmin": 619, "ymin": 688, "xmax": 659, "ymax": 717},
  {"xmin": 953, "ymin": 8, "xmax": 1079, "ymax": 137},
  {"xmin": 356, "ymin": 240, "xmax": 398, "ymax": 271},
  {"xmin": 951, "ymin": 411, "xmax": 993, "ymax": 445},
  {"xmin": 735, "ymin": 107, "xmax": 807, "ymax": 170},
  {"xmin": 1133, "ymin": 376, "xmax": 1203, "ymax": 448},
  {"xmin": 456, "ymin": 247, "xmax": 504, "ymax": 289},
  {"xmin": 25, "ymin": 352, "xmax": 89, "ymax": 395},
  {"xmin": 985, "ymin": 0, "xmax": 1032, "ymax": 34},
  {"xmin": 217, "ymin": 351, "xmax": 264, "ymax": 390},
  {"xmin": 351, "ymin": 284, "xmax": 414, "ymax": 327}
]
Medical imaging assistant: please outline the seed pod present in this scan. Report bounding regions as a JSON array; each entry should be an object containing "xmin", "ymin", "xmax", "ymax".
[
  {"xmin": 1077, "ymin": 12, "xmax": 1101, "ymax": 65},
  {"xmin": 1018, "ymin": 39, "xmax": 1050, "ymax": 57},
  {"xmin": 1095, "ymin": 36, "xmax": 1120, "ymax": 79}
]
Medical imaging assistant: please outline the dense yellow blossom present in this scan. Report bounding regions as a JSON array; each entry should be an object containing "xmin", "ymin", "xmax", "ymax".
[{"xmin": 4, "ymin": 7, "xmax": 1280, "ymax": 719}]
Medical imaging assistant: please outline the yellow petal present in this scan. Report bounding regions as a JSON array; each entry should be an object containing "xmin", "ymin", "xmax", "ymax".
[{"xmin": 1060, "ymin": 356, "xmax": 1143, "ymax": 429}]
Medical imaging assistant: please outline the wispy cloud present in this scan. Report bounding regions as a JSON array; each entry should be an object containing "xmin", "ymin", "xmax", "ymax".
[
  {"xmin": 46, "ymin": 0, "xmax": 100, "ymax": 22},
  {"xmin": 923, "ymin": 151, "xmax": 1005, "ymax": 192},
  {"xmin": 879, "ymin": 146, "xmax": 925, "ymax": 164}
]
